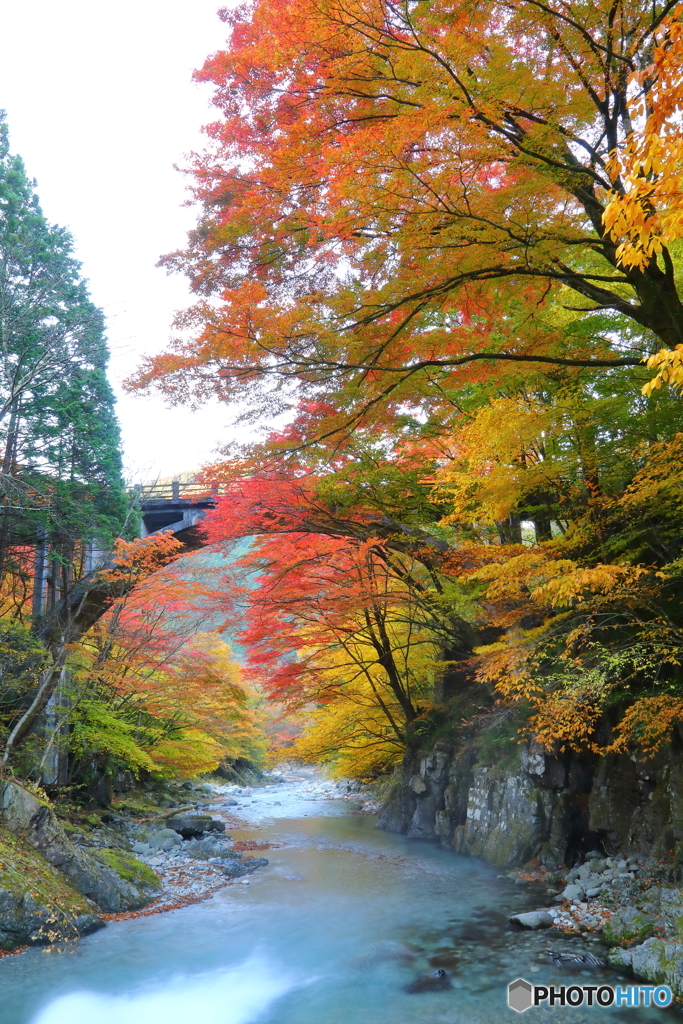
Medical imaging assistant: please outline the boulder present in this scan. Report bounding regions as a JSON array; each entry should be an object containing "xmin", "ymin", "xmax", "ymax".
[
  {"xmin": 185, "ymin": 836, "xmax": 241, "ymax": 861},
  {"xmin": 562, "ymin": 883, "xmax": 585, "ymax": 901},
  {"xmin": 147, "ymin": 828, "xmax": 182, "ymax": 852},
  {"xmin": 657, "ymin": 889, "xmax": 683, "ymax": 940},
  {"xmin": 0, "ymin": 886, "xmax": 103, "ymax": 949},
  {"xmin": 165, "ymin": 815, "xmax": 225, "ymax": 838},
  {"xmin": 0, "ymin": 826, "xmax": 105, "ymax": 951},
  {"xmin": 510, "ymin": 910, "xmax": 554, "ymax": 929}
]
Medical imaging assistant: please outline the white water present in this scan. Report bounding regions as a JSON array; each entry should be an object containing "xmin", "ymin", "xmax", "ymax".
[
  {"xmin": 32, "ymin": 956, "xmax": 294, "ymax": 1024},
  {"xmin": 0, "ymin": 770, "xmax": 670, "ymax": 1023}
]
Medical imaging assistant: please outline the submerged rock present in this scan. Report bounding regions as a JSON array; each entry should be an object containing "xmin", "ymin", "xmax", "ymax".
[
  {"xmin": 404, "ymin": 968, "xmax": 452, "ymax": 993},
  {"xmin": 510, "ymin": 910, "xmax": 554, "ymax": 929},
  {"xmin": 544, "ymin": 949, "xmax": 606, "ymax": 968}
]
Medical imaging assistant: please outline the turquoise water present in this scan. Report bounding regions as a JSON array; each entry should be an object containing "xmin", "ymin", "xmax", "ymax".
[{"xmin": 0, "ymin": 775, "xmax": 672, "ymax": 1023}]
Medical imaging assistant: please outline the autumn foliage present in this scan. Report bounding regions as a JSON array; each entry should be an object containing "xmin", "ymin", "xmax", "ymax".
[
  {"xmin": 60, "ymin": 535, "xmax": 268, "ymax": 779},
  {"xmin": 123, "ymin": 0, "xmax": 683, "ymax": 775}
]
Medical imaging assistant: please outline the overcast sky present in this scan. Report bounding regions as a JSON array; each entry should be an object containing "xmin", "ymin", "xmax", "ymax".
[{"xmin": 0, "ymin": 0, "xmax": 246, "ymax": 482}]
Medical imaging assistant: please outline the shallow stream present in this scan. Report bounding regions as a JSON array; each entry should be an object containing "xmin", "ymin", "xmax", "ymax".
[{"xmin": 0, "ymin": 770, "xmax": 672, "ymax": 1023}]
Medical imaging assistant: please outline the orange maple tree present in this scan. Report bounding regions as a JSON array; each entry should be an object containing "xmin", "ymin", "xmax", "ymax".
[{"xmin": 130, "ymin": 0, "xmax": 683, "ymax": 449}]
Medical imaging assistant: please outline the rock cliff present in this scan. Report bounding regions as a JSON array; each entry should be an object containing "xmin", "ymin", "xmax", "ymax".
[{"xmin": 378, "ymin": 738, "xmax": 683, "ymax": 871}]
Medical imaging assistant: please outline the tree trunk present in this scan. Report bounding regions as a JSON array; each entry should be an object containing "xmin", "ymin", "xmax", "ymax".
[{"xmin": 2, "ymin": 647, "xmax": 67, "ymax": 765}]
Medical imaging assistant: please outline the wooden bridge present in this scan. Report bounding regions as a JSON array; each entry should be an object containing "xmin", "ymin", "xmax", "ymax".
[{"xmin": 136, "ymin": 480, "xmax": 223, "ymax": 549}]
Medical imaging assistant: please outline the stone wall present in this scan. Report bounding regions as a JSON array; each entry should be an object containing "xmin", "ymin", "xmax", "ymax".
[{"xmin": 377, "ymin": 738, "xmax": 683, "ymax": 870}]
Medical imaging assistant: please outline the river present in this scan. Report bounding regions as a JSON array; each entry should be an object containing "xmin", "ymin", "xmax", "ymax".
[{"xmin": 0, "ymin": 770, "xmax": 671, "ymax": 1023}]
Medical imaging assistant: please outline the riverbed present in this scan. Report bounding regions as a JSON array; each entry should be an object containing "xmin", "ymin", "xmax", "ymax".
[{"xmin": 0, "ymin": 770, "xmax": 672, "ymax": 1022}]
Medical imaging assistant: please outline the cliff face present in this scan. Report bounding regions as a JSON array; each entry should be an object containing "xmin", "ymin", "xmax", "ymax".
[{"xmin": 378, "ymin": 739, "xmax": 683, "ymax": 870}]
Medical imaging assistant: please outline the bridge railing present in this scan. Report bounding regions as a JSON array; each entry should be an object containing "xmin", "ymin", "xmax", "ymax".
[{"xmin": 135, "ymin": 480, "xmax": 224, "ymax": 502}]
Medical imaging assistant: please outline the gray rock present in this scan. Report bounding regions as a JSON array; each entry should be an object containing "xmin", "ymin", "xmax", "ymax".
[
  {"xmin": 510, "ymin": 911, "xmax": 554, "ymax": 929},
  {"xmin": 658, "ymin": 889, "xmax": 683, "ymax": 939},
  {"xmin": 147, "ymin": 829, "xmax": 182, "ymax": 852},
  {"xmin": 577, "ymin": 862, "xmax": 593, "ymax": 881},
  {"xmin": 132, "ymin": 842, "xmax": 152, "ymax": 854},
  {"xmin": 0, "ymin": 888, "xmax": 100, "ymax": 949},
  {"xmin": 562, "ymin": 883, "xmax": 585, "ymax": 901},
  {"xmin": 585, "ymin": 887, "xmax": 602, "ymax": 898},
  {"xmin": 185, "ymin": 836, "xmax": 241, "ymax": 861},
  {"xmin": 71, "ymin": 914, "xmax": 106, "ymax": 937},
  {"xmin": 165, "ymin": 815, "xmax": 225, "ymax": 838}
]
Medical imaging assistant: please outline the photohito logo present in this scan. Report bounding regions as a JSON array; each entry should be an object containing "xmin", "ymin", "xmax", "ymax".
[{"xmin": 507, "ymin": 979, "xmax": 673, "ymax": 1011}]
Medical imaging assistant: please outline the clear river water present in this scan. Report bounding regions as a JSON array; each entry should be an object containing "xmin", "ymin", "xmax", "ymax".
[{"xmin": 0, "ymin": 771, "xmax": 673, "ymax": 1023}]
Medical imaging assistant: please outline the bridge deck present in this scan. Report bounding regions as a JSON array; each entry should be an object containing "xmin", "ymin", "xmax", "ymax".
[{"xmin": 137, "ymin": 480, "xmax": 223, "ymax": 546}]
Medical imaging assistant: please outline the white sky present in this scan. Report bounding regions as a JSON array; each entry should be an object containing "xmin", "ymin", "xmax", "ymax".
[{"xmin": 0, "ymin": 0, "xmax": 250, "ymax": 483}]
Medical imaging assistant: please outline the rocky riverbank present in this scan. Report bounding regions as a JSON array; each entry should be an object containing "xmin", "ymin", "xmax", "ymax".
[
  {"xmin": 0, "ymin": 776, "xmax": 276, "ymax": 954},
  {"xmin": 504, "ymin": 847, "xmax": 683, "ymax": 995},
  {"xmin": 376, "ymin": 737, "xmax": 683, "ymax": 999}
]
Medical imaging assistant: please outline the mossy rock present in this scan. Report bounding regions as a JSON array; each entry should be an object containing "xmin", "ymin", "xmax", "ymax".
[
  {"xmin": 60, "ymin": 822, "xmax": 87, "ymax": 837},
  {"xmin": 603, "ymin": 905, "xmax": 657, "ymax": 947},
  {"xmin": 94, "ymin": 849, "xmax": 161, "ymax": 892},
  {"xmin": 610, "ymin": 938, "xmax": 683, "ymax": 997},
  {"xmin": 0, "ymin": 827, "xmax": 102, "ymax": 949},
  {"xmin": 111, "ymin": 794, "xmax": 164, "ymax": 815}
]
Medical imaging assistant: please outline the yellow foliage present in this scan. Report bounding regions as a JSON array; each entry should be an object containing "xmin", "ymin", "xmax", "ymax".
[
  {"xmin": 435, "ymin": 397, "xmax": 564, "ymax": 527},
  {"xmin": 533, "ymin": 564, "xmax": 649, "ymax": 608},
  {"xmin": 287, "ymin": 691, "xmax": 404, "ymax": 779},
  {"xmin": 147, "ymin": 727, "xmax": 228, "ymax": 777},
  {"xmin": 72, "ymin": 628, "xmax": 267, "ymax": 777},
  {"xmin": 284, "ymin": 626, "xmax": 440, "ymax": 777},
  {"xmin": 603, "ymin": 8, "xmax": 683, "ymax": 276},
  {"xmin": 641, "ymin": 346, "xmax": 683, "ymax": 397},
  {"xmin": 610, "ymin": 696, "xmax": 683, "ymax": 758}
]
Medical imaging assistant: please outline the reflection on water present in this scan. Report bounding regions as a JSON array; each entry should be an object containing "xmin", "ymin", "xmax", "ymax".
[{"xmin": 0, "ymin": 777, "xmax": 672, "ymax": 1023}]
